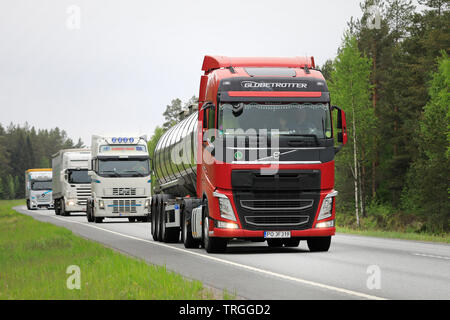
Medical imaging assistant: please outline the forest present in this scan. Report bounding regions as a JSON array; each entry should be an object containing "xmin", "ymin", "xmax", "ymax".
[{"xmin": 0, "ymin": 0, "xmax": 448, "ymax": 234}]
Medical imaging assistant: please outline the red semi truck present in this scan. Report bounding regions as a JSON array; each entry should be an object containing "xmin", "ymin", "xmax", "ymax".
[{"xmin": 151, "ymin": 56, "xmax": 347, "ymax": 253}]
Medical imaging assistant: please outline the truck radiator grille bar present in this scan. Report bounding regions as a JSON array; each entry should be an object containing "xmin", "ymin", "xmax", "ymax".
[
  {"xmin": 76, "ymin": 187, "xmax": 91, "ymax": 205},
  {"xmin": 245, "ymin": 215, "xmax": 310, "ymax": 226},
  {"xmin": 111, "ymin": 200, "xmax": 137, "ymax": 214},
  {"xmin": 240, "ymin": 199, "xmax": 313, "ymax": 211}
]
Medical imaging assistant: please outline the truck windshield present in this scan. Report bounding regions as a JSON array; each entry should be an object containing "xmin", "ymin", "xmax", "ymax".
[
  {"xmin": 68, "ymin": 169, "xmax": 91, "ymax": 184},
  {"xmin": 31, "ymin": 181, "xmax": 52, "ymax": 191},
  {"xmin": 98, "ymin": 158, "xmax": 150, "ymax": 177},
  {"xmin": 218, "ymin": 103, "xmax": 332, "ymax": 139}
]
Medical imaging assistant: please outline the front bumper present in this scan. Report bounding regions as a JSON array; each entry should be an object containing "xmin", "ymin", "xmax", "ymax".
[{"xmin": 210, "ymin": 226, "xmax": 335, "ymax": 238}]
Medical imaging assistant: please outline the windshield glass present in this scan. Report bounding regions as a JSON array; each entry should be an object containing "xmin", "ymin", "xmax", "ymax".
[
  {"xmin": 218, "ymin": 103, "xmax": 332, "ymax": 139},
  {"xmin": 68, "ymin": 169, "xmax": 91, "ymax": 184},
  {"xmin": 31, "ymin": 181, "xmax": 52, "ymax": 191},
  {"xmin": 98, "ymin": 158, "xmax": 150, "ymax": 177}
]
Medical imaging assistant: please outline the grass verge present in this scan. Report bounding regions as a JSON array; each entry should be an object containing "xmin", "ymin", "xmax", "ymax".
[
  {"xmin": 336, "ymin": 226, "xmax": 450, "ymax": 244},
  {"xmin": 0, "ymin": 199, "xmax": 229, "ymax": 299}
]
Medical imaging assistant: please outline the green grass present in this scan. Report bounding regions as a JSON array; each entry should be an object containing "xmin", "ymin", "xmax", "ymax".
[
  {"xmin": 0, "ymin": 199, "xmax": 224, "ymax": 299},
  {"xmin": 336, "ymin": 226, "xmax": 450, "ymax": 244}
]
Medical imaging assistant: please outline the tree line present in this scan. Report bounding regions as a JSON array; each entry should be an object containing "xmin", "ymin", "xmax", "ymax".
[
  {"xmin": 322, "ymin": 0, "xmax": 449, "ymax": 233},
  {"xmin": 0, "ymin": 124, "xmax": 83, "ymax": 199}
]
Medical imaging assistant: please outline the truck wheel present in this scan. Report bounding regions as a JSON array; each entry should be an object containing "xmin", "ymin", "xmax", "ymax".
[
  {"xmin": 203, "ymin": 202, "xmax": 227, "ymax": 253},
  {"xmin": 307, "ymin": 237, "xmax": 331, "ymax": 252},
  {"xmin": 95, "ymin": 217, "xmax": 104, "ymax": 223},
  {"xmin": 181, "ymin": 199, "xmax": 201, "ymax": 249},
  {"xmin": 60, "ymin": 201, "xmax": 67, "ymax": 216},
  {"xmin": 86, "ymin": 201, "xmax": 95, "ymax": 223},
  {"xmin": 54, "ymin": 200, "xmax": 60, "ymax": 215},
  {"xmin": 151, "ymin": 196, "xmax": 159, "ymax": 240},
  {"xmin": 159, "ymin": 195, "xmax": 179, "ymax": 243},
  {"xmin": 267, "ymin": 239, "xmax": 284, "ymax": 248},
  {"xmin": 26, "ymin": 200, "xmax": 30, "ymax": 210},
  {"xmin": 284, "ymin": 238, "xmax": 301, "ymax": 247}
]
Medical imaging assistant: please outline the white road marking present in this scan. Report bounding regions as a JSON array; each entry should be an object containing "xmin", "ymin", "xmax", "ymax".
[
  {"xmin": 22, "ymin": 207, "xmax": 387, "ymax": 300},
  {"xmin": 413, "ymin": 253, "xmax": 450, "ymax": 260}
]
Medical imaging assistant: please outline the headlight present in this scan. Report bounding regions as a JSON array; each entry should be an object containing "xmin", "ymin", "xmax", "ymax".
[
  {"xmin": 213, "ymin": 191, "xmax": 237, "ymax": 222},
  {"xmin": 317, "ymin": 190, "xmax": 338, "ymax": 221},
  {"xmin": 98, "ymin": 200, "xmax": 105, "ymax": 209},
  {"xmin": 66, "ymin": 199, "xmax": 76, "ymax": 206},
  {"xmin": 144, "ymin": 199, "xmax": 150, "ymax": 209}
]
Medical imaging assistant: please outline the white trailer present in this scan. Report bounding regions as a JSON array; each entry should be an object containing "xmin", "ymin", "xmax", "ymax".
[
  {"xmin": 52, "ymin": 149, "xmax": 92, "ymax": 216},
  {"xmin": 25, "ymin": 169, "xmax": 54, "ymax": 210},
  {"xmin": 86, "ymin": 135, "xmax": 151, "ymax": 223}
]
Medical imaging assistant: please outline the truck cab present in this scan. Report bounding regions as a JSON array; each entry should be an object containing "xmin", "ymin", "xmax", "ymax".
[
  {"xmin": 86, "ymin": 135, "xmax": 152, "ymax": 223},
  {"xmin": 52, "ymin": 149, "xmax": 92, "ymax": 216},
  {"xmin": 25, "ymin": 169, "xmax": 54, "ymax": 210}
]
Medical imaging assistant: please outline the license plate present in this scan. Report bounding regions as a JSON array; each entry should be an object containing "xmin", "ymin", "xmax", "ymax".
[{"xmin": 264, "ymin": 231, "xmax": 291, "ymax": 239}]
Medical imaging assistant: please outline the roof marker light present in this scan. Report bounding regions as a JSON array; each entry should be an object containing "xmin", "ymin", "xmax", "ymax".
[
  {"xmin": 112, "ymin": 137, "xmax": 117, "ymax": 143},
  {"xmin": 123, "ymin": 137, "xmax": 128, "ymax": 143},
  {"xmin": 129, "ymin": 138, "xmax": 134, "ymax": 143},
  {"xmin": 118, "ymin": 138, "xmax": 123, "ymax": 143}
]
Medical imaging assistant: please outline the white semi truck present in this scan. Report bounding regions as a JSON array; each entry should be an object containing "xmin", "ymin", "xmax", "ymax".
[
  {"xmin": 25, "ymin": 169, "xmax": 54, "ymax": 210},
  {"xmin": 52, "ymin": 149, "xmax": 92, "ymax": 216},
  {"xmin": 86, "ymin": 135, "xmax": 151, "ymax": 223}
]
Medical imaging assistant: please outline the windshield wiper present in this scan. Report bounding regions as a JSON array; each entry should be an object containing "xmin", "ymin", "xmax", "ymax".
[
  {"xmin": 101, "ymin": 170, "xmax": 121, "ymax": 177},
  {"xmin": 123, "ymin": 170, "xmax": 146, "ymax": 177},
  {"xmin": 279, "ymin": 133, "xmax": 320, "ymax": 145}
]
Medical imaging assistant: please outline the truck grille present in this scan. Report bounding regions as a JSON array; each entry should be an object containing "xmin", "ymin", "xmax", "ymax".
[
  {"xmin": 76, "ymin": 186, "xmax": 91, "ymax": 205},
  {"xmin": 233, "ymin": 191, "xmax": 320, "ymax": 231},
  {"xmin": 111, "ymin": 200, "xmax": 137, "ymax": 214}
]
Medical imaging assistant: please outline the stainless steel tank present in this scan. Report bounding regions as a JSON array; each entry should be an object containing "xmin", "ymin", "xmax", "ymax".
[{"xmin": 153, "ymin": 112, "xmax": 198, "ymax": 196}]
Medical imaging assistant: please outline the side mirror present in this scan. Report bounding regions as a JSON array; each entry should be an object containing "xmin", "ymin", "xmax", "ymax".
[{"xmin": 332, "ymin": 106, "xmax": 348, "ymax": 153}]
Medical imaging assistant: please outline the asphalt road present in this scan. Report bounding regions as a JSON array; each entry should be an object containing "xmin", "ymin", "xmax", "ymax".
[{"xmin": 14, "ymin": 205, "xmax": 450, "ymax": 300}]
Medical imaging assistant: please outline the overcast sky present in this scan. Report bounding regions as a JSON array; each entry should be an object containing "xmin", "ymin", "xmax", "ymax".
[{"xmin": 0, "ymin": 0, "xmax": 364, "ymax": 146}]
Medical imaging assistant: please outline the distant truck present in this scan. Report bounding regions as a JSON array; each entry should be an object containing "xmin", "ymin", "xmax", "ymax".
[
  {"xmin": 86, "ymin": 135, "xmax": 152, "ymax": 223},
  {"xmin": 52, "ymin": 149, "xmax": 92, "ymax": 216},
  {"xmin": 25, "ymin": 169, "xmax": 54, "ymax": 210}
]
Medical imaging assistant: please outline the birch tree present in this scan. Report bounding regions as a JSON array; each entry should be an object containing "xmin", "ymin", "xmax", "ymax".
[{"xmin": 329, "ymin": 35, "xmax": 375, "ymax": 226}]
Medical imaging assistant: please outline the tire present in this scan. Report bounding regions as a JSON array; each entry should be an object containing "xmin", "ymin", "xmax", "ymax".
[
  {"xmin": 284, "ymin": 238, "xmax": 301, "ymax": 247},
  {"xmin": 159, "ymin": 194, "xmax": 179, "ymax": 243},
  {"xmin": 60, "ymin": 200, "xmax": 67, "ymax": 216},
  {"xmin": 151, "ymin": 195, "xmax": 159, "ymax": 240},
  {"xmin": 181, "ymin": 199, "xmax": 201, "ymax": 249},
  {"xmin": 307, "ymin": 236, "xmax": 331, "ymax": 252},
  {"xmin": 203, "ymin": 200, "xmax": 227, "ymax": 253},
  {"xmin": 86, "ymin": 200, "xmax": 95, "ymax": 222},
  {"xmin": 95, "ymin": 217, "xmax": 104, "ymax": 223},
  {"xmin": 26, "ymin": 200, "xmax": 30, "ymax": 210},
  {"xmin": 267, "ymin": 239, "xmax": 284, "ymax": 248}
]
